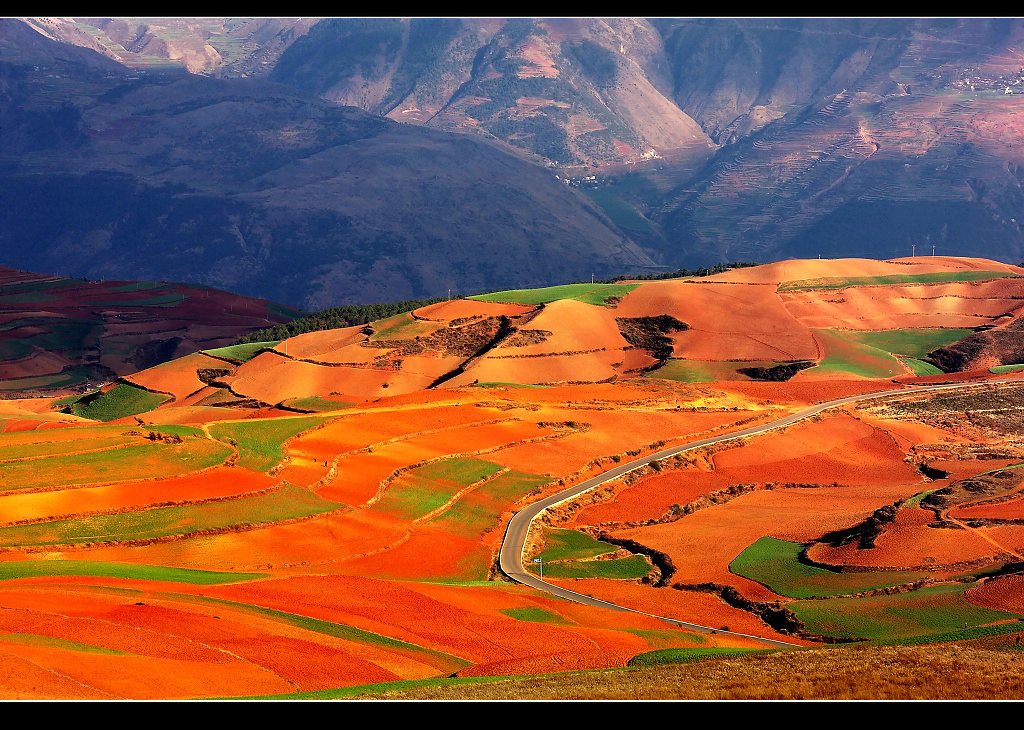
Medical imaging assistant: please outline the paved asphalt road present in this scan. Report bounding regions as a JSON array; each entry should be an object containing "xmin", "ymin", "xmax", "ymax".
[{"xmin": 498, "ymin": 377, "xmax": 1023, "ymax": 648}]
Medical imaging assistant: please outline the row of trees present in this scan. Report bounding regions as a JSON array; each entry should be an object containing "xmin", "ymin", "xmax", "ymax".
[
  {"xmin": 233, "ymin": 297, "xmax": 446, "ymax": 344},
  {"xmin": 234, "ymin": 262, "xmax": 762, "ymax": 345}
]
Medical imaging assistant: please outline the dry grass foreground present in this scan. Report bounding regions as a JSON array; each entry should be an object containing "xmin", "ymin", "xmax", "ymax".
[{"xmin": 351, "ymin": 644, "xmax": 1024, "ymax": 700}]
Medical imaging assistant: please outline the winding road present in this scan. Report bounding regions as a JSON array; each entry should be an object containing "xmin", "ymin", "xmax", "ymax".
[{"xmin": 498, "ymin": 376, "xmax": 1024, "ymax": 648}]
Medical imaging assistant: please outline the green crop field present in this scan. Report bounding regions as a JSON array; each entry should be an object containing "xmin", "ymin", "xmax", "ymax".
[
  {"xmin": 108, "ymin": 281, "xmax": 165, "ymax": 292},
  {"xmin": 202, "ymin": 341, "xmax": 281, "ymax": 363},
  {"xmin": 427, "ymin": 468, "xmax": 549, "ymax": 538},
  {"xmin": 0, "ymin": 367, "xmax": 92, "ymax": 391},
  {"xmin": 0, "ymin": 483, "xmax": 341, "ymax": 547},
  {"xmin": 0, "ymin": 291, "xmax": 59, "ymax": 303},
  {"xmin": 841, "ymin": 328, "xmax": 973, "ymax": 358},
  {"xmin": 861, "ymin": 620, "xmax": 1024, "ymax": 648},
  {"xmin": 146, "ymin": 425, "xmax": 205, "ymax": 439},
  {"xmin": 789, "ymin": 582, "xmax": 1023, "ymax": 640},
  {"xmin": 72, "ymin": 383, "xmax": 170, "ymax": 421},
  {"xmin": 618, "ymin": 628, "xmax": 708, "ymax": 648},
  {"xmin": 369, "ymin": 313, "xmax": 439, "ymax": 340},
  {"xmin": 0, "ymin": 633, "xmax": 130, "ymax": 656},
  {"xmin": 0, "ymin": 433, "xmax": 145, "ymax": 462},
  {"xmin": 0, "ymin": 340, "xmax": 32, "ymax": 360},
  {"xmin": 779, "ymin": 271, "xmax": 1021, "ymax": 292},
  {"xmin": 469, "ymin": 282, "xmax": 639, "ymax": 307},
  {"xmin": 0, "ymin": 439, "xmax": 232, "ymax": 492},
  {"xmin": 729, "ymin": 537, "xmax": 930, "ymax": 598},
  {"xmin": 281, "ymin": 396, "xmax": 356, "ymax": 412},
  {"xmin": 529, "ymin": 554, "xmax": 651, "ymax": 580},
  {"xmin": 373, "ymin": 458, "xmax": 504, "ymax": 521},
  {"xmin": 500, "ymin": 606, "xmax": 571, "ymax": 625},
  {"xmin": 537, "ymin": 528, "xmax": 619, "ymax": 562},
  {"xmin": 645, "ymin": 359, "xmax": 783, "ymax": 383},
  {"xmin": 6, "ymin": 319, "xmax": 101, "ymax": 353},
  {"xmin": 991, "ymin": 363, "xmax": 1024, "ymax": 374},
  {"xmin": 96, "ymin": 293, "xmax": 188, "ymax": 307},
  {"xmin": 0, "ymin": 423, "xmax": 132, "ymax": 446},
  {"xmin": 208, "ymin": 416, "xmax": 329, "ymax": 472},
  {"xmin": 0, "ymin": 278, "xmax": 84, "ymax": 294},
  {"xmin": 628, "ymin": 647, "xmax": 776, "ymax": 667},
  {"xmin": 0, "ymin": 560, "xmax": 265, "ymax": 584},
  {"xmin": 903, "ymin": 358, "xmax": 944, "ymax": 375},
  {"xmin": 810, "ymin": 329, "xmax": 905, "ymax": 378}
]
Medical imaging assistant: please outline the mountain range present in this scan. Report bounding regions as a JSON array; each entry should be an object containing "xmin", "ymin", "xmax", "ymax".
[{"xmin": 6, "ymin": 17, "xmax": 1024, "ymax": 306}]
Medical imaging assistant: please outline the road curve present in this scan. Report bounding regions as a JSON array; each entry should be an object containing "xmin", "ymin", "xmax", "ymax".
[{"xmin": 498, "ymin": 377, "xmax": 1024, "ymax": 648}]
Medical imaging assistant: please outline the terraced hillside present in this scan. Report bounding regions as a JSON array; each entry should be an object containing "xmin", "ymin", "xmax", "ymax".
[
  {"xmin": 1, "ymin": 256, "xmax": 1024, "ymax": 700},
  {"xmin": 0, "ymin": 267, "xmax": 301, "ymax": 395}
]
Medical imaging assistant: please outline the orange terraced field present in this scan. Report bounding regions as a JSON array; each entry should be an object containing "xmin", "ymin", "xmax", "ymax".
[{"xmin": 3, "ymin": 256, "xmax": 1024, "ymax": 699}]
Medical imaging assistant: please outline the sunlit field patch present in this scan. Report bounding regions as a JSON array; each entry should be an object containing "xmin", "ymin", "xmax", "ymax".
[
  {"xmin": 0, "ymin": 483, "xmax": 341, "ymax": 547},
  {"xmin": 0, "ymin": 439, "xmax": 232, "ymax": 491},
  {"xmin": 729, "ymin": 536, "xmax": 930, "ymax": 598}
]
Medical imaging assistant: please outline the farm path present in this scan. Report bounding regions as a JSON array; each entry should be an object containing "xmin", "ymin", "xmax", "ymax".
[{"xmin": 943, "ymin": 510, "xmax": 1024, "ymax": 562}]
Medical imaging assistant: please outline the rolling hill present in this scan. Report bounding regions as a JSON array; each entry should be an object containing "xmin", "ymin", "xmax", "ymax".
[
  {"xmin": 0, "ymin": 257, "xmax": 1023, "ymax": 699},
  {"xmin": 0, "ymin": 18, "xmax": 654, "ymax": 310}
]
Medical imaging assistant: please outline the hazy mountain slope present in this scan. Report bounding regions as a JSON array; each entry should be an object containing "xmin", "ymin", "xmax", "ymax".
[
  {"xmin": 269, "ymin": 17, "xmax": 715, "ymax": 168},
  {"xmin": 0, "ymin": 19, "xmax": 652, "ymax": 310},
  {"xmin": 21, "ymin": 17, "xmax": 318, "ymax": 76},
  {"xmin": 648, "ymin": 18, "xmax": 1024, "ymax": 267}
]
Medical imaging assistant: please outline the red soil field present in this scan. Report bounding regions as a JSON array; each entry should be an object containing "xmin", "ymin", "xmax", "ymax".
[
  {"xmin": 806, "ymin": 505, "xmax": 1000, "ymax": 569},
  {"xmin": 413, "ymin": 299, "xmax": 534, "ymax": 321},
  {"xmin": 965, "ymin": 574, "xmax": 1024, "ymax": 613},
  {"xmin": 123, "ymin": 352, "xmax": 229, "ymax": 402},
  {"xmin": 0, "ymin": 582, "xmax": 424, "ymax": 697},
  {"xmin": 704, "ymin": 257, "xmax": 1022, "ymax": 286},
  {"xmin": 781, "ymin": 279, "xmax": 1024, "ymax": 330},
  {"xmin": 495, "ymin": 299, "xmax": 630, "ymax": 355},
  {"xmin": 78, "ymin": 509, "xmax": 413, "ymax": 572},
  {"xmin": 606, "ymin": 481, "xmax": 923, "ymax": 597},
  {"xmin": 714, "ymin": 378, "xmax": 906, "ymax": 406},
  {"xmin": 543, "ymin": 578, "xmax": 813, "ymax": 647},
  {"xmin": 486, "ymin": 407, "xmax": 753, "ymax": 478},
  {"xmin": 450, "ymin": 349, "xmax": 624, "ymax": 387},
  {"xmin": 273, "ymin": 456, "xmax": 330, "ymax": 489},
  {"xmin": 137, "ymin": 404, "xmax": 252, "ymax": 424},
  {"xmin": 202, "ymin": 574, "xmax": 668, "ymax": 669},
  {"xmin": 708, "ymin": 413, "xmax": 920, "ymax": 487},
  {"xmin": 616, "ymin": 280, "xmax": 818, "ymax": 361},
  {"xmin": 336, "ymin": 526, "xmax": 491, "ymax": 582},
  {"xmin": 571, "ymin": 468, "xmax": 746, "ymax": 526},
  {"xmin": 0, "ymin": 467, "xmax": 280, "ymax": 525},
  {"xmin": 951, "ymin": 493, "xmax": 1024, "ymax": 520},
  {"xmin": 226, "ymin": 353, "xmax": 393, "ymax": 403},
  {"xmin": 273, "ymin": 325, "xmax": 367, "ymax": 360},
  {"xmin": 0, "ymin": 350, "xmax": 70, "ymax": 380},
  {"xmin": 406, "ymin": 580, "xmax": 698, "ymax": 635},
  {"xmin": 8, "ymin": 258, "xmax": 1024, "ymax": 698},
  {"xmin": 315, "ymin": 418, "xmax": 554, "ymax": 505}
]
